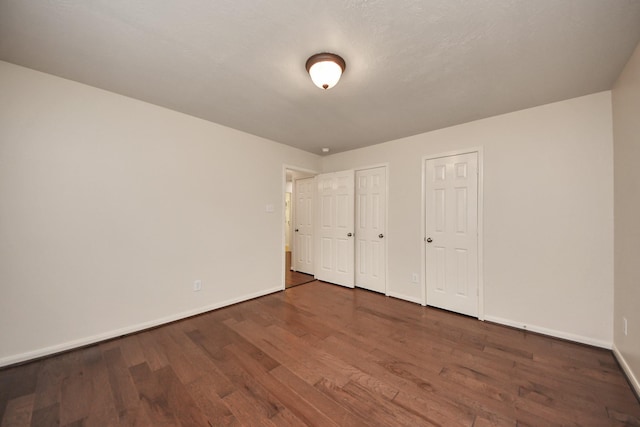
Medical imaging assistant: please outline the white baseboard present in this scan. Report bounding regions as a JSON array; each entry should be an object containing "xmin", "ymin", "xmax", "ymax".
[
  {"xmin": 613, "ymin": 344, "xmax": 640, "ymax": 397},
  {"xmin": 0, "ymin": 286, "xmax": 282, "ymax": 368},
  {"xmin": 386, "ymin": 291, "xmax": 423, "ymax": 305},
  {"xmin": 484, "ymin": 315, "xmax": 612, "ymax": 349}
]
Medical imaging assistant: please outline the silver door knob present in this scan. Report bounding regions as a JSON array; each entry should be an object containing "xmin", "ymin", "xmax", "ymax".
[
  {"xmin": 347, "ymin": 233, "xmax": 353, "ymax": 237},
  {"xmin": 426, "ymin": 237, "xmax": 433, "ymax": 243},
  {"xmin": 378, "ymin": 234, "xmax": 384, "ymax": 238}
]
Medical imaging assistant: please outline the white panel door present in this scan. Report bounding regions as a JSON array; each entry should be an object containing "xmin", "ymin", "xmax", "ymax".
[
  {"xmin": 355, "ymin": 167, "xmax": 386, "ymax": 293},
  {"xmin": 293, "ymin": 177, "xmax": 314, "ymax": 275},
  {"xmin": 425, "ymin": 153, "xmax": 478, "ymax": 317},
  {"xmin": 316, "ymin": 170, "xmax": 355, "ymax": 287}
]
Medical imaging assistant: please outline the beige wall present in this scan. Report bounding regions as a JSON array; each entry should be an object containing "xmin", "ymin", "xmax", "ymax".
[
  {"xmin": 612, "ymin": 42, "xmax": 640, "ymax": 394},
  {"xmin": 322, "ymin": 92, "xmax": 614, "ymax": 347},
  {"xmin": 0, "ymin": 61, "xmax": 320, "ymax": 365}
]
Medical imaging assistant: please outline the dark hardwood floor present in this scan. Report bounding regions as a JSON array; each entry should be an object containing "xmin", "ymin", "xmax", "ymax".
[{"xmin": 1, "ymin": 281, "xmax": 639, "ymax": 426}]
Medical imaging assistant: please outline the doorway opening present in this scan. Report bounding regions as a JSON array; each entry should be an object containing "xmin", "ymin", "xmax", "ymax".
[
  {"xmin": 284, "ymin": 167, "xmax": 316, "ymax": 289},
  {"xmin": 281, "ymin": 165, "xmax": 388, "ymax": 293}
]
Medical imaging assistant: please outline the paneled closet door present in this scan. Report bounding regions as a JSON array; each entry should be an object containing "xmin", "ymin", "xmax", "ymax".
[
  {"xmin": 425, "ymin": 153, "xmax": 478, "ymax": 317},
  {"xmin": 315, "ymin": 170, "xmax": 355, "ymax": 287},
  {"xmin": 355, "ymin": 167, "xmax": 387, "ymax": 294}
]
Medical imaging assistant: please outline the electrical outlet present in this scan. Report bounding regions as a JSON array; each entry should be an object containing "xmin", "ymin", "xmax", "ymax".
[
  {"xmin": 412, "ymin": 273, "xmax": 419, "ymax": 283},
  {"xmin": 193, "ymin": 280, "xmax": 202, "ymax": 292},
  {"xmin": 624, "ymin": 317, "xmax": 628, "ymax": 336}
]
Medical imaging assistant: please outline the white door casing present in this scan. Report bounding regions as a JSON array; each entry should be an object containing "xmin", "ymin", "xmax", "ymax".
[
  {"xmin": 315, "ymin": 170, "xmax": 355, "ymax": 287},
  {"xmin": 355, "ymin": 167, "xmax": 387, "ymax": 294},
  {"xmin": 425, "ymin": 152, "xmax": 479, "ymax": 317},
  {"xmin": 293, "ymin": 177, "xmax": 314, "ymax": 275}
]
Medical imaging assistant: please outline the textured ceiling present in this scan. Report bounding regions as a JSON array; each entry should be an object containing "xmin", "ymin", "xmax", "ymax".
[{"xmin": 2, "ymin": 0, "xmax": 640, "ymax": 154}]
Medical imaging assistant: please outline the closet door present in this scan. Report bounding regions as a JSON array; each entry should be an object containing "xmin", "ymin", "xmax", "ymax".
[
  {"xmin": 293, "ymin": 177, "xmax": 314, "ymax": 275},
  {"xmin": 355, "ymin": 167, "xmax": 387, "ymax": 294},
  {"xmin": 425, "ymin": 153, "xmax": 478, "ymax": 317},
  {"xmin": 315, "ymin": 170, "xmax": 355, "ymax": 287}
]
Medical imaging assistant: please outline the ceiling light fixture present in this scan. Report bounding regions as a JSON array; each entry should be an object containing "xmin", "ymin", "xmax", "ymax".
[
  {"xmin": 321, "ymin": 147, "xmax": 330, "ymax": 153},
  {"xmin": 306, "ymin": 53, "xmax": 346, "ymax": 90}
]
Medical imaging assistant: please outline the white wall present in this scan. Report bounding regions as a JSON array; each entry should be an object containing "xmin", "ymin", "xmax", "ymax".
[
  {"xmin": 612, "ymin": 41, "xmax": 640, "ymax": 394},
  {"xmin": 322, "ymin": 92, "xmax": 614, "ymax": 347},
  {"xmin": 0, "ymin": 61, "xmax": 320, "ymax": 366}
]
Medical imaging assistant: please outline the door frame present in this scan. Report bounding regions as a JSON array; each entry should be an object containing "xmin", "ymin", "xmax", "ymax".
[
  {"xmin": 354, "ymin": 164, "xmax": 390, "ymax": 296},
  {"xmin": 420, "ymin": 149, "xmax": 484, "ymax": 320},
  {"xmin": 282, "ymin": 164, "xmax": 318, "ymax": 290}
]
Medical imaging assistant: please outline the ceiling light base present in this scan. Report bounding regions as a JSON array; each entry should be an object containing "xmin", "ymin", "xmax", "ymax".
[{"xmin": 306, "ymin": 53, "xmax": 346, "ymax": 90}]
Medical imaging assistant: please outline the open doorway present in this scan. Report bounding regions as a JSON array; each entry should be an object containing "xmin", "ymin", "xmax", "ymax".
[{"xmin": 285, "ymin": 167, "xmax": 316, "ymax": 288}]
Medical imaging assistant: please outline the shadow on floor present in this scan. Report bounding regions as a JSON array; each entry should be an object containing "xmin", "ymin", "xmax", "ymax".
[{"xmin": 285, "ymin": 251, "xmax": 315, "ymax": 288}]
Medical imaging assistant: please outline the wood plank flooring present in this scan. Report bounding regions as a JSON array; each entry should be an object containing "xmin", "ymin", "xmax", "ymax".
[{"xmin": 1, "ymin": 281, "xmax": 639, "ymax": 426}]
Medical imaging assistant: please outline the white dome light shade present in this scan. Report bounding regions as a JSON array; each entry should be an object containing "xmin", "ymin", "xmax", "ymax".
[
  {"xmin": 306, "ymin": 53, "xmax": 346, "ymax": 90},
  {"xmin": 308, "ymin": 60, "xmax": 342, "ymax": 89}
]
